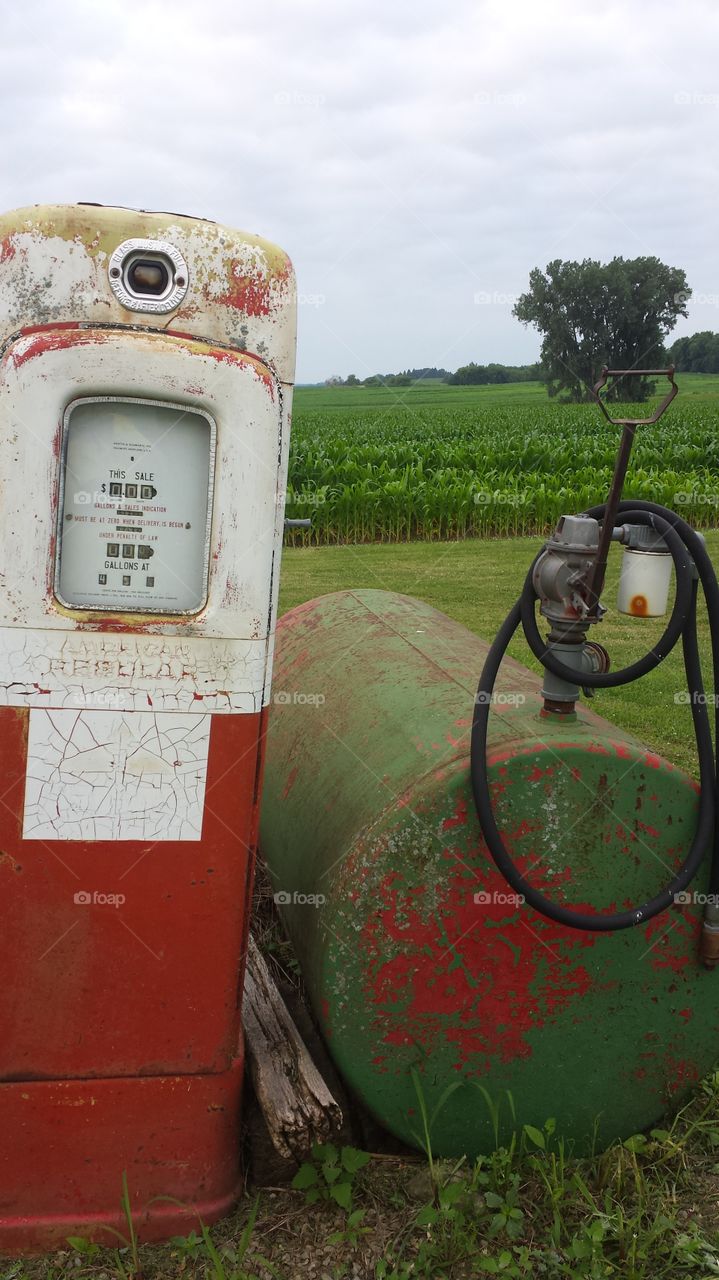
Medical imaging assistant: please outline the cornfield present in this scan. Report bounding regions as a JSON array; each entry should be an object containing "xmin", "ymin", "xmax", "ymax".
[{"xmin": 284, "ymin": 400, "xmax": 719, "ymax": 543}]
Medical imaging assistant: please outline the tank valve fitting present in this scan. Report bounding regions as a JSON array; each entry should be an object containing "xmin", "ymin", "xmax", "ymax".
[{"xmin": 533, "ymin": 515, "xmax": 606, "ymax": 713}]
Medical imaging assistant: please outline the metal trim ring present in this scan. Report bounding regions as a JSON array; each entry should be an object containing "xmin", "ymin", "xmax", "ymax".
[
  {"xmin": 54, "ymin": 394, "xmax": 216, "ymax": 616},
  {"xmin": 108, "ymin": 238, "xmax": 190, "ymax": 314}
]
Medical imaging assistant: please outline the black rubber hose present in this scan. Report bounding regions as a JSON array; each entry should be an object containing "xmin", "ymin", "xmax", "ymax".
[{"xmin": 470, "ymin": 501, "xmax": 717, "ymax": 931}]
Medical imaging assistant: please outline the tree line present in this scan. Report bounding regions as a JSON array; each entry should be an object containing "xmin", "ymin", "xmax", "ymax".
[
  {"xmin": 327, "ymin": 363, "xmax": 540, "ymax": 388},
  {"xmin": 667, "ymin": 331, "xmax": 719, "ymax": 374},
  {"xmin": 327, "ymin": 255, "xmax": 716, "ymax": 400}
]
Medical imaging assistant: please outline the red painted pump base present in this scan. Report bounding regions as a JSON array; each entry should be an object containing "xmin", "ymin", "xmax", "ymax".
[{"xmin": 0, "ymin": 1054, "xmax": 244, "ymax": 1253}]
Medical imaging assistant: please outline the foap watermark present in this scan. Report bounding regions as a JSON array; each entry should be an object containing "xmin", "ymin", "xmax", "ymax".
[
  {"xmin": 74, "ymin": 889, "xmax": 126, "ymax": 908},
  {"xmin": 675, "ymin": 691, "xmax": 719, "ymax": 707},
  {"xmin": 86, "ymin": 688, "xmax": 124, "ymax": 709},
  {"xmin": 675, "ymin": 289, "xmax": 719, "ymax": 307},
  {"xmin": 674, "ymin": 891, "xmax": 719, "ymax": 906},
  {"xmin": 276, "ymin": 487, "xmax": 327, "ymax": 507},
  {"xmin": 474, "ymin": 889, "xmax": 525, "ymax": 907},
  {"xmin": 674, "ymin": 90, "xmax": 719, "ymax": 107},
  {"xmin": 475, "ymin": 691, "xmax": 526, "ymax": 707},
  {"xmin": 274, "ymin": 89, "xmax": 326, "ymax": 108},
  {"xmin": 274, "ymin": 890, "xmax": 326, "ymax": 908},
  {"xmin": 72, "ymin": 489, "xmax": 132, "ymax": 506},
  {"xmin": 474, "ymin": 90, "xmax": 527, "ymax": 107},
  {"xmin": 473, "ymin": 290, "xmax": 521, "ymax": 307},
  {"xmin": 474, "ymin": 490, "xmax": 528, "ymax": 506},
  {"xmin": 273, "ymin": 690, "xmax": 326, "ymax": 707},
  {"xmin": 276, "ymin": 290, "xmax": 326, "ymax": 309},
  {"xmin": 675, "ymin": 491, "xmax": 719, "ymax": 506}
]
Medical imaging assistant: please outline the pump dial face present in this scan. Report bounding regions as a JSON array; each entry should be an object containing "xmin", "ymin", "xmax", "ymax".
[{"xmin": 55, "ymin": 397, "xmax": 215, "ymax": 614}]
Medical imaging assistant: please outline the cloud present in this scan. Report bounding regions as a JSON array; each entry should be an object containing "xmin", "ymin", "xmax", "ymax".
[{"xmin": 0, "ymin": 0, "xmax": 717, "ymax": 379}]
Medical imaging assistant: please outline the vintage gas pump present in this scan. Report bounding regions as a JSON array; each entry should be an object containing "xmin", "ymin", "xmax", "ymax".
[{"xmin": 0, "ymin": 205, "xmax": 296, "ymax": 1247}]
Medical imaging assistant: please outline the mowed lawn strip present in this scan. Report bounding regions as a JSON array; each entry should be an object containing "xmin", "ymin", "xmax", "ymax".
[{"xmin": 278, "ymin": 533, "xmax": 719, "ymax": 776}]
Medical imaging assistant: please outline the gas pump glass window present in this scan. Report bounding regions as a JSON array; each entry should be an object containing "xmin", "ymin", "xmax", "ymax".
[{"xmin": 56, "ymin": 397, "xmax": 215, "ymax": 613}]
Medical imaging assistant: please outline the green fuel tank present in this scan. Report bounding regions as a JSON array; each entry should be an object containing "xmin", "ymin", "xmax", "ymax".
[{"xmin": 259, "ymin": 589, "xmax": 716, "ymax": 1156}]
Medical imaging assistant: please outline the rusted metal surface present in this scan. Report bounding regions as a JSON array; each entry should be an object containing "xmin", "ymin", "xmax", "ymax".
[
  {"xmin": 259, "ymin": 589, "xmax": 712, "ymax": 1158},
  {"xmin": 0, "ymin": 204, "xmax": 296, "ymax": 383},
  {"xmin": 0, "ymin": 204, "xmax": 296, "ymax": 1246}
]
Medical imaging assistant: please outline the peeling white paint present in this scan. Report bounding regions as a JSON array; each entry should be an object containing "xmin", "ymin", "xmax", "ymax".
[
  {"xmin": 0, "ymin": 627, "xmax": 271, "ymax": 711},
  {"xmin": 23, "ymin": 708, "xmax": 211, "ymax": 841},
  {"xmin": 0, "ymin": 208, "xmax": 297, "ymax": 384}
]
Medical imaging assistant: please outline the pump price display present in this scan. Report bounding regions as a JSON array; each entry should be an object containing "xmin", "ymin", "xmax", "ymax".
[{"xmin": 55, "ymin": 397, "xmax": 215, "ymax": 614}]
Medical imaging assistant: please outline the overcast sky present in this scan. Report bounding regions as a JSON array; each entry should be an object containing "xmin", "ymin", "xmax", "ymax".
[{"xmin": 2, "ymin": 0, "xmax": 718, "ymax": 382}]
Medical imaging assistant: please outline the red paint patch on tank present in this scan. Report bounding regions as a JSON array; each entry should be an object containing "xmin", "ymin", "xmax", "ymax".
[
  {"xmin": 506, "ymin": 818, "xmax": 536, "ymax": 841},
  {"xmin": 0, "ymin": 235, "xmax": 16, "ymax": 263},
  {"xmin": 442, "ymin": 795, "xmax": 467, "ymax": 831},
  {"xmin": 282, "ymin": 766, "xmax": 299, "ymax": 800},
  {"xmin": 277, "ymin": 602, "xmax": 323, "ymax": 636},
  {"xmin": 636, "ymin": 821, "xmax": 660, "ymax": 839},
  {"xmin": 678, "ymin": 1008, "xmax": 693, "ymax": 1022},
  {"xmin": 361, "ymin": 865, "xmax": 594, "ymax": 1068},
  {"xmin": 642, "ymin": 913, "xmax": 698, "ymax": 973},
  {"xmin": 613, "ymin": 742, "xmax": 632, "ymax": 760},
  {"xmin": 528, "ymin": 764, "xmax": 554, "ymax": 782},
  {"xmin": 644, "ymin": 753, "xmax": 662, "ymax": 770},
  {"xmin": 665, "ymin": 1057, "xmax": 700, "ymax": 1094}
]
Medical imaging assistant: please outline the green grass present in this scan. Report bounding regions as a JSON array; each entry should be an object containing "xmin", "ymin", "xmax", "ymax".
[
  {"xmin": 294, "ymin": 378, "xmax": 550, "ymax": 410},
  {"xmin": 278, "ymin": 532, "xmax": 719, "ymax": 775},
  {"xmin": 293, "ymin": 371, "xmax": 719, "ymax": 411},
  {"xmin": 13, "ymin": 1077, "xmax": 719, "ymax": 1277}
]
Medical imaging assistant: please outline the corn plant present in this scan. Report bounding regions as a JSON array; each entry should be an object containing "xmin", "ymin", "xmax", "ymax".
[{"xmin": 284, "ymin": 399, "xmax": 719, "ymax": 544}]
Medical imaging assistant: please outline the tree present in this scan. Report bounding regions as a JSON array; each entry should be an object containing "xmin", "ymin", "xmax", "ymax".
[
  {"xmin": 513, "ymin": 257, "xmax": 690, "ymax": 402},
  {"xmin": 446, "ymin": 361, "xmax": 541, "ymax": 385},
  {"xmin": 668, "ymin": 331, "xmax": 719, "ymax": 374}
]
